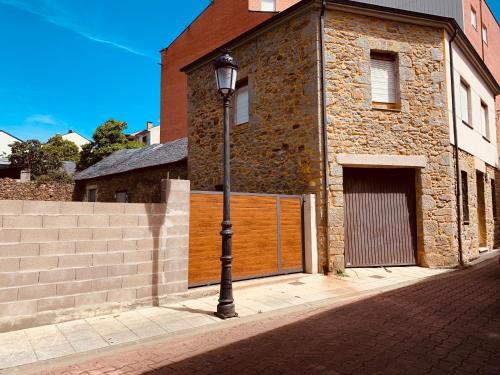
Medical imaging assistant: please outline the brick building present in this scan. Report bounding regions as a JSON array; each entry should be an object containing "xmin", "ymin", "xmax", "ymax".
[
  {"xmin": 160, "ymin": 0, "xmax": 299, "ymax": 143},
  {"xmin": 183, "ymin": 0, "xmax": 500, "ymax": 270}
]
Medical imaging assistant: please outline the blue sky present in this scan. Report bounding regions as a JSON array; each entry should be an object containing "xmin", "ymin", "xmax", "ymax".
[
  {"xmin": 0, "ymin": 0, "xmax": 210, "ymax": 141},
  {"xmin": 0, "ymin": 1, "xmax": 498, "ymax": 143}
]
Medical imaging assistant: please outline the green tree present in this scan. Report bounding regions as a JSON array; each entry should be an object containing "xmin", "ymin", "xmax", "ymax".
[
  {"xmin": 76, "ymin": 119, "xmax": 143, "ymax": 171},
  {"xmin": 9, "ymin": 140, "xmax": 62, "ymax": 179},
  {"xmin": 43, "ymin": 135, "xmax": 80, "ymax": 163}
]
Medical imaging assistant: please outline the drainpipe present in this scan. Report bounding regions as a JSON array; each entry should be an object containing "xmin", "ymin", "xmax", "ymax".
[
  {"xmin": 449, "ymin": 28, "xmax": 465, "ymax": 266},
  {"xmin": 319, "ymin": 0, "xmax": 331, "ymax": 274}
]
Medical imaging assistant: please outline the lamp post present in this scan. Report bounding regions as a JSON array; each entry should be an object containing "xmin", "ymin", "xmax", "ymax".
[{"xmin": 214, "ymin": 49, "xmax": 238, "ymax": 319}]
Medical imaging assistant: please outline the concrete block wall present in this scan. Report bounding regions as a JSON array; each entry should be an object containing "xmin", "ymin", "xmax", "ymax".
[{"xmin": 0, "ymin": 179, "xmax": 190, "ymax": 331}]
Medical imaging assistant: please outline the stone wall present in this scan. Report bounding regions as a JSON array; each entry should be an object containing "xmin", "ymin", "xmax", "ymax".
[
  {"xmin": 323, "ymin": 10, "xmax": 458, "ymax": 268},
  {"xmin": 0, "ymin": 178, "xmax": 74, "ymax": 201},
  {"xmin": 187, "ymin": 8, "xmax": 325, "ymax": 270},
  {"xmin": 74, "ymin": 161, "xmax": 187, "ymax": 203},
  {"xmin": 457, "ymin": 150, "xmax": 496, "ymax": 261},
  {"xmin": 0, "ymin": 179, "xmax": 190, "ymax": 332}
]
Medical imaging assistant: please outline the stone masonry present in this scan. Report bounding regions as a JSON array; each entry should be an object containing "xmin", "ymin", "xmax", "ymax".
[
  {"xmin": 186, "ymin": 5, "xmax": 498, "ymax": 271},
  {"xmin": 0, "ymin": 179, "xmax": 190, "ymax": 332}
]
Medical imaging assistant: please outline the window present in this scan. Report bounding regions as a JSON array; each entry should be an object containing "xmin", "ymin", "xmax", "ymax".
[
  {"xmin": 471, "ymin": 8, "xmax": 477, "ymax": 29},
  {"xmin": 491, "ymin": 180, "xmax": 497, "ymax": 221},
  {"xmin": 115, "ymin": 191, "xmax": 128, "ymax": 203},
  {"xmin": 235, "ymin": 80, "xmax": 249, "ymax": 125},
  {"xmin": 261, "ymin": 0, "xmax": 276, "ymax": 12},
  {"xmin": 141, "ymin": 136, "xmax": 148, "ymax": 144},
  {"xmin": 482, "ymin": 25, "xmax": 488, "ymax": 44},
  {"xmin": 87, "ymin": 188, "xmax": 97, "ymax": 202},
  {"xmin": 480, "ymin": 101, "xmax": 490, "ymax": 140},
  {"xmin": 460, "ymin": 80, "xmax": 472, "ymax": 126},
  {"xmin": 370, "ymin": 52, "xmax": 398, "ymax": 108},
  {"xmin": 461, "ymin": 171, "xmax": 469, "ymax": 223}
]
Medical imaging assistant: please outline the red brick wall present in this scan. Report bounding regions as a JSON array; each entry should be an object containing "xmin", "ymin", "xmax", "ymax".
[
  {"xmin": 160, "ymin": 0, "xmax": 298, "ymax": 143},
  {"xmin": 463, "ymin": 0, "xmax": 500, "ymax": 150}
]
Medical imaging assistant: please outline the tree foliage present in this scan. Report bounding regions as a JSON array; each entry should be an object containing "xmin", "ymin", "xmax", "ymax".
[
  {"xmin": 44, "ymin": 135, "xmax": 80, "ymax": 163},
  {"xmin": 9, "ymin": 140, "xmax": 63, "ymax": 179},
  {"xmin": 76, "ymin": 119, "xmax": 143, "ymax": 171}
]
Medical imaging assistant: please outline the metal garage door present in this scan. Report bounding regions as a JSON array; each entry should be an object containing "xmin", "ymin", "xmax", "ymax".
[{"xmin": 344, "ymin": 168, "xmax": 417, "ymax": 267}]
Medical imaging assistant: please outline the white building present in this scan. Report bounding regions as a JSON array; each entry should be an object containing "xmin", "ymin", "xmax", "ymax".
[
  {"xmin": 128, "ymin": 122, "xmax": 161, "ymax": 145},
  {"xmin": 0, "ymin": 130, "xmax": 22, "ymax": 156},
  {"xmin": 61, "ymin": 130, "xmax": 90, "ymax": 150}
]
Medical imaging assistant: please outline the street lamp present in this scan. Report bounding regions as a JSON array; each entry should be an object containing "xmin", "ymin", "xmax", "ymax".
[{"xmin": 214, "ymin": 49, "xmax": 238, "ymax": 319}]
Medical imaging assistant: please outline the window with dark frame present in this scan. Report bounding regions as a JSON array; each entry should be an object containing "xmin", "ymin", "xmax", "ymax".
[
  {"xmin": 370, "ymin": 52, "xmax": 399, "ymax": 109},
  {"xmin": 480, "ymin": 101, "xmax": 490, "ymax": 141},
  {"xmin": 87, "ymin": 188, "xmax": 97, "ymax": 202},
  {"xmin": 491, "ymin": 180, "xmax": 497, "ymax": 221},
  {"xmin": 115, "ymin": 191, "xmax": 128, "ymax": 203},
  {"xmin": 461, "ymin": 171, "xmax": 469, "ymax": 223}
]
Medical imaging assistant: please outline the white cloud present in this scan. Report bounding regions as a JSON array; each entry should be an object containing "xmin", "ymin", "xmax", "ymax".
[
  {"xmin": 0, "ymin": 0, "xmax": 155, "ymax": 60},
  {"xmin": 3, "ymin": 114, "xmax": 69, "ymax": 142}
]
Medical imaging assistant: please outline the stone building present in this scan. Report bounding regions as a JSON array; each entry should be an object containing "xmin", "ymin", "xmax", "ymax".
[
  {"xmin": 74, "ymin": 139, "xmax": 187, "ymax": 203},
  {"xmin": 183, "ymin": 0, "xmax": 500, "ymax": 271}
]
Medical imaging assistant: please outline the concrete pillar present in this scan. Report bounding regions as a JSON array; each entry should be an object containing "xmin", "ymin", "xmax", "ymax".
[{"xmin": 304, "ymin": 194, "xmax": 319, "ymax": 274}]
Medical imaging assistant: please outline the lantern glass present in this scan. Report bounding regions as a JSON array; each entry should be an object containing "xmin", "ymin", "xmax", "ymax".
[
  {"xmin": 216, "ymin": 66, "xmax": 237, "ymax": 96},
  {"xmin": 214, "ymin": 50, "xmax": 238, "ymax": 96}
]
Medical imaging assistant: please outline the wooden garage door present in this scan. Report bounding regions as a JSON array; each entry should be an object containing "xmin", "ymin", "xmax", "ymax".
[
  {"xmin": 344, "ymin": 168, "xmax": 417, "ymax": 267},
  {"xmin": 189, "ymin": 193, "xmax": 303, "ymax": 287}
]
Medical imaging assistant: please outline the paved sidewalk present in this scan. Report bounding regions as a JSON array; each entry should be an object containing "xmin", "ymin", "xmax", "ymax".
[
  {"xmin": 0, "ymin": 262, "xmax": 456, "ymax": 373},
  {"xmin": 31, "ymin": 255, "xmax": 499, "ymax": 375}
]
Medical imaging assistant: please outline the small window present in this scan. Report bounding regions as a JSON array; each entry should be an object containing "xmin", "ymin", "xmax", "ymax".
[
  {"xmin": 261, "ymin": 0, "xmax": 276, "ymax": 12},
  {"xmin": 235, "ymin": 80, "xmax": 249, "ymax": 125},
  {"xmin": 370, "ymin": 52, "xmax": 398, "ymax": 108},
  {"xmin": 87, "ymin": 188, "xmax": 97, "ymax": 202},
  {"xmin": 460, "ymin": 80, "xmax": 472, "ymax": 126},
  {"xmin": 482, "ymin": 25, "xmax": 488, "ymax": 44},
  {"xmin": 491, "ymin": 180, "xmax": 497, "ymax": 221},
  {"xmin": 115, "ymin": 191, "xmax": 128, "ymax": 203},
  {"xmin": 461, "ymin": 171, "xmax": 469, "ymax": 223},
  {"xmin": 471, "ymin": 8, "xmax": 477, "ymax": 29},
  {"xmin": 480, "ymin": 102, "xmax": 490, "ymax": 140}
]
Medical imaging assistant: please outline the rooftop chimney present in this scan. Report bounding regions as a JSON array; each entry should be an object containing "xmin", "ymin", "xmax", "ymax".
[{"xmin": 147, "ymin": 121, "xmax": 153, "ymax": 130}]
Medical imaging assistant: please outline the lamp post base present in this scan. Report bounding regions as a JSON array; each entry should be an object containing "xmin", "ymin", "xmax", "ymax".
[{"xmin": 215, "ymin": 303, "xmax": 238, "ymax": 320}]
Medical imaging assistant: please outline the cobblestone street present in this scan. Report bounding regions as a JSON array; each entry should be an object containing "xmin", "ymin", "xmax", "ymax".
[{"xmin": 33, "ymin": 258, "xmax": 500, "ymax": 375}]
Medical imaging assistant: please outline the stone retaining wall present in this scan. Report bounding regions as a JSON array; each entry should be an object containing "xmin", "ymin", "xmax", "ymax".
[
  {"xmin": 0, "ymin": 178, "xmax": 74, "ymax": 201},
  {"xmin": 0, "ymin": 179, "xmax": 190, "ymax": 332}
]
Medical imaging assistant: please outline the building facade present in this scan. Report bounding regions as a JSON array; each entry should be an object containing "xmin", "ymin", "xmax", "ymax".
[
  {"xmin": 61, "ymin": 130, "xmax": 90, "ymax": 150},
  {"xmin": 160, "ymin": 0, "xmax": 299, "ymax": 143},
  {"xmin": 0, "ymin": 129, "xmax": 21, "ymax": 156},
  {"xmin": 128, "ymin": 122, "xmax": 161, "ymax": 145},
  {"xmin": 184, "ymin": 0, "xmax": 499, "ymax": 271}
]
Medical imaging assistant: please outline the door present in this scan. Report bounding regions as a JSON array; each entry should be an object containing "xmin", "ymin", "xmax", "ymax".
[
  {"xmin": 344, "ymin": 168, "xmax": 417, "ymax": 267},
  {"xmin": 476, "ymin": 171, "xmax": 487, "ymax": 247}
]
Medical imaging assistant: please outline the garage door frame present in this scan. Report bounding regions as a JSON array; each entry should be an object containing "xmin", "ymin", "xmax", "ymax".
[{"xmin": 343, "ymin": 168, "xmax": 418, "ymax": 268}]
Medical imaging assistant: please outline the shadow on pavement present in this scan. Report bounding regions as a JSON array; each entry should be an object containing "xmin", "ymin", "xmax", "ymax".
[{"xmin": 145, "ymin": 261, "xmax": 500, "ymax": 375}]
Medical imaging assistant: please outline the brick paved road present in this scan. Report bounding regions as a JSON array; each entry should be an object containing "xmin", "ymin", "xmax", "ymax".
[{"xmin": 41, "ymin": 259, "xmax": 499, "ymax": 375}]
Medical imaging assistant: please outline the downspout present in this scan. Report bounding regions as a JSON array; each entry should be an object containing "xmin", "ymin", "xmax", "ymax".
[
  {"xmin": 319, "ymin": 0, "xmax": 330, "ymax": 274},
  {"xmin": 448, "ymin": 28, "xmax": 465, "ymax": 266}
]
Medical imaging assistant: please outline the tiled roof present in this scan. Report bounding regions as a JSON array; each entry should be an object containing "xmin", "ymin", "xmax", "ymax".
[{"xmin": 75, "ymin": 138, "xmax": 187, "ymax": 181}]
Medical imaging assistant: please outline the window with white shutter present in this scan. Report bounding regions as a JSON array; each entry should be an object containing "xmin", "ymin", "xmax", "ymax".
[
  {"xmin": 471, "ymin": 8, "xmax": 477, "ymax": 29},
  {"xmin": 261, "ymin": 0, "xmax": 276, "ymax": 12},
  {"xmin": 480, "ymin": 102, "xmax": 490, "ymax": 140},
  {"xmin": 460, "ymin": 80, "xmax": 472, "ymax": 126},
  {"xmin": 235, "ymin": 82, "xmax": 249, "ymax": 125},
  {"xmin": 370, "ymin": 53, "xmax": 398, "ymax": 108}
]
